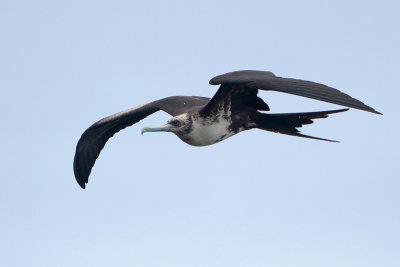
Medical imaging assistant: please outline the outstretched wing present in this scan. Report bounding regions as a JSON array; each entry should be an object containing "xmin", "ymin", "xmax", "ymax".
[
  {"xmin": 73, "ymin": 96, "xmax": 209, "ymax": 189},
  {"xmin": 209, "ymin": 70, "xmax": 381, "ymax": 114}
]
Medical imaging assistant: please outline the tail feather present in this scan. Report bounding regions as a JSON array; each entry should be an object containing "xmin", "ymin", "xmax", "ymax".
[{"xmin": 255, "ymin": 108, "xmax": 348, "ymax": 142}]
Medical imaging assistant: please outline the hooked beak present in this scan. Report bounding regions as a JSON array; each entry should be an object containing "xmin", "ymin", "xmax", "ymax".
[{"xmin": 141, "ymin": 124, "xmax": 173, "ymax": 135}]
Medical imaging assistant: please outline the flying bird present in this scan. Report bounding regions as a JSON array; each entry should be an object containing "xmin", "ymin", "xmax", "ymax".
[{"xmin": 73, "ymin": 70, "xmax": 381, "ymax": 188}]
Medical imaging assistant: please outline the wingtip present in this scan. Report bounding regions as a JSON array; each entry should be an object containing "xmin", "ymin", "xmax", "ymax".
[
  {"xmin": 358, "ymin": 108, "xmax": 382, "ymax": 115},
  {"xmin": 354, "ymin": 104, "xmax": 382, "ymax": 115},
  {"xmin": 78, "ymin": 182, "xmax": 86, "ymax": 189},
  {"xmin": 73, "ymin": 164, "xmax": 87, "ymax": 189},
  {"xmin": 74, "ymin": 175, "xmax": 87, "ymax": 189}
]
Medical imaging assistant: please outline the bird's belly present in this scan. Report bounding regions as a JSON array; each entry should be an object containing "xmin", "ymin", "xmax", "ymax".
[{"xmin": 179, "ymin": 117, "xmax": 238, "ymax": 146}]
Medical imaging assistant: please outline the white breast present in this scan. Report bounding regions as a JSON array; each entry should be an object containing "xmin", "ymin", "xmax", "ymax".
[{"xmin": 185, "ymin": 115, "xmax": 235, "ymax": 146}]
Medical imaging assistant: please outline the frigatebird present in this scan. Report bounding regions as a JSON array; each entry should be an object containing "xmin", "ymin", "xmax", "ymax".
[{"xmin": 73, "ymin": 70, "xmax": 381, "ymax": 188}]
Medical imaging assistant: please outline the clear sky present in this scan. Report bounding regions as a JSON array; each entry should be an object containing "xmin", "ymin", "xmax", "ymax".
[{"xmin": 1, "ymin": 0, "xmax": 399, "ymax": 266}]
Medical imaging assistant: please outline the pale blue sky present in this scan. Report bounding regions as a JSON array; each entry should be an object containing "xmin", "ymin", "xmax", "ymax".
[{"xmin": 1, "ymin": 0, "xmax": 399, "ymax": 266}]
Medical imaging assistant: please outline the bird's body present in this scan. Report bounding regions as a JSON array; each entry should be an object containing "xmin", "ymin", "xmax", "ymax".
[
  {"xmin": 177, "ymin": 111, "xmax": 236, "ymax": 146},
  {"xmin": 73, "ymin": 70, "xmax": 381, "ymax": 188}
]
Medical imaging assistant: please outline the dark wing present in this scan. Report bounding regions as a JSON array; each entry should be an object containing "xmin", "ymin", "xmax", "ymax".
[
  {"xmin": 73, "ymin": 96, "xmax": 209, "ymax": 189},
  {"xmin": 199, "ymin": 83, "xmax": 270, "ymax": 117},
  {"xmin": 209, "ymin": 70, "xmax": 381, "ymax": 114}
]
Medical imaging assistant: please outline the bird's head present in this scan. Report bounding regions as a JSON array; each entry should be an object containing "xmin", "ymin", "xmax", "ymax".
[{"xmin": 141, "ymin": 113, "xmax": 192, "ymax": 137}]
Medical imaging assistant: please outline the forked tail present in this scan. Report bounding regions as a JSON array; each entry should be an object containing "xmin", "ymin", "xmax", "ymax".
[{"xmin": 255, "ymin": 109, "xmax": 349, "ymax": 142}]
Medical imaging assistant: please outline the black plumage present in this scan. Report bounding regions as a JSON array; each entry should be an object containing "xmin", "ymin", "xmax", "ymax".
[{"xmin": 73, "ymin": 70, "xmax": 381, "ymax": 188}]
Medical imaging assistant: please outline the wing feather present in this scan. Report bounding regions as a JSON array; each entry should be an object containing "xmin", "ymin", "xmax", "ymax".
[
  {"xmin": 209, "ymin": 70, "xmax": 381, "ymax": 114},
  {"xmin": 73, "ymin": 96, "xmax": 209, "ymax": 188}
]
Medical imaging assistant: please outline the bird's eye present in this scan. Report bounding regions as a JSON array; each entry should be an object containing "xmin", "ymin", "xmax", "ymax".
[{"xmin": 171, "ymin": 120, "xmax": 181, "ymax": 127}]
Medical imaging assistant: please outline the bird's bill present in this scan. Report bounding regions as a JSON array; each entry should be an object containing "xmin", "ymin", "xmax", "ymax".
[{"xmin": 141, "ymin": 124, "xmax": 173, "ymax": 135}]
